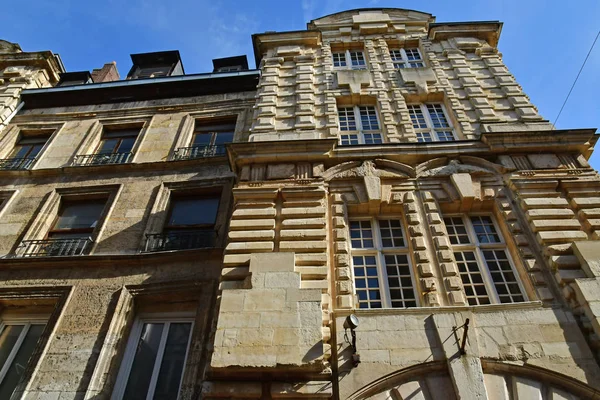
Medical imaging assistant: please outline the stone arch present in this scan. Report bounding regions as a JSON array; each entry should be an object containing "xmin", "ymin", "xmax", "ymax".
[
  {"xmin": 347, "ymin": 360, "xmax": 600, "ymax": 400},
  {"xmin": 346, "ymin": 361, "xmax": 454, "ymax": 400},
  {"xmin": 481, "ymin": 359, "xmax": 600, "ymax": 400},
  {"xmin": 417, "ymin": 157, "xmax": 501, "ymax": 178},
  {"xmin": 322, "ymin": 159, "xmax": 413, "ymax": 181}
]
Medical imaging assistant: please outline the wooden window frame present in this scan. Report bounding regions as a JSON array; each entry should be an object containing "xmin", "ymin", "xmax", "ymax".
[
  {"xmin": 444, "ymin": 214, "xmax": 527, "ymax": 305},
  {"xmin": 45, "ymin": 197, "xmax": 109, "ymax": 240},
  {"xmin": 95, "ymin": 128, "xmax": 140, "ymax": 155},
  {"xmin": 349, "ymin": 217, "xmax": 418, "ymax": 309},
  {"xmin": 337, "ymin": 105, "xmax": 383, "ymax": 145},
  {"xmin": 389, "ymin": 48, "xmax": 425, "ymax": 68},
  {"xmin": 0, "ymin": 314, "xmax": 49, "ymax": 396},
  {"xmin": 111, "ymin": 312, "xmax": 195, "ymax": 400},
  {"xmin": 408, "ymin": 103, "xmax": 456, "ymax": 142},
  {"xmin": 163, "ymin": 194, "xmax": 220, "ymax": 233},
  {"xmin": 332, "ymin": 49, "xmax": 367, "ymax": 70}
]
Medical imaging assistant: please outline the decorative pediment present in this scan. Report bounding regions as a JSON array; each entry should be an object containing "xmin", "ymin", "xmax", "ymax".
[
  {"xmin": 309, "ymin": 9, "xmax": 432, "ymax": 28},
  {"xmin": 417, "ymin": 157, "xmax": 504, "ymax": 178},
  {"xmin": 323, "ymin": 159, "xmax": 414, "ymax": 181}
]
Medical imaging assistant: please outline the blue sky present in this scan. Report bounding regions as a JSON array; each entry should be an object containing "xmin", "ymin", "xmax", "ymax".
[{"xmin": 4, "ymin": 0, "xmax": 600, "ymax": 167}]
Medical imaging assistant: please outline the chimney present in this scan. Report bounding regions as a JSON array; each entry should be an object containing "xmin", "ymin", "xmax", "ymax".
[{"xmin": 91, "ymin": 61, "xmax": 120, "ymax": 83}]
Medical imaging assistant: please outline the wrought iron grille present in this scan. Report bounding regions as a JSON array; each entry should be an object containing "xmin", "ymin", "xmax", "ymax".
[
  {"xmin": 144, "ymin": 230, "xmax": 216, "ymax": 252},
  {"xmin": 19, "ymin": 237, "xmax": 92, "ymax": 257},
  {"xmin": 172, "ymin": 145, "xmax": 226, "ymax": 161},
  {"xmin": 73, "ymin": 152, "xmax": 132, "ymax": 166},
  {"xmin": 0, "ymin": 158, "xmax": 36, "ymax": 170}
]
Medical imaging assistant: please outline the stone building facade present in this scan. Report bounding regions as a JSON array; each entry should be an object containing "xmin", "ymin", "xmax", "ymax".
[{"xmin": 0, "ymin": 7, "xmax": 600, "ymax": 400}]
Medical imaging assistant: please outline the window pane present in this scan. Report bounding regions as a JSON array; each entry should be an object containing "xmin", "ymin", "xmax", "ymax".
[
  {"xmin": 363, "ymin": 133, "xmax": 382, "ymax": 144},
  {"xmin": 0, "ymin": 325, "xmax": 24, "ymax": 372},
  {"xmin": 426, "ymin": 104, "xmax": 450, "ymax": 128},
  {"xmin": 332, "ymin": 53, "xmax": 346, "ymax": 67},
  {"xmin": 53, "ymin": 200, "xmax": 106, "ymax": 230},
  {"xmin": 137, "ymin": 66, "xmax": 171, "ymax": 78},
  {"xmin": 338, "ymin": 107, "xmax": 356, "ymax": 131},
  {"xmin": 28, "ymin": 144, "xmax": 45, "ymax": 159},
  {"xmin": 359, "ymin": 106, "xmax": 379, "ymax": 130},
  {"xmin": 0, "ymin": 324, "xmax": 45, "ymax": 400},
  {"xmin": 10, "ymin": 146, "xmax": 33, "ymax": 159},
  {"xmin": 116, "ymin": 137, "xmax": 136, "ymax": 154},
  {"xmin": 168, "ymin": 197, "xmax": 219, "ymax": 226},
  {"xmin": 340, "ymin": 134, "xmax": 359, "ymax": 146},
  {"xmin": 379, "ymin": 220, "xmax": 405, "ymax": 247},
  {"xmin": 455, "ymin": 251, "xmax": 490, "ymax": 306},
  {"xmin": 483, "ymin": 250, "xmax": 524, "ymax": 303},
  {"xmin": 444, "ymin": 217, "xmax": 470, "ymax": 245},
  {"xmin": 349, "ymin": 221, "xmax": 373, "ymax": 248},
  {"xmin": 192, "ymin": 133, "xmax": 213, "ymax": 146},
  {"xmin": 436, "ymin": 131, "xmax": 455, "ymax": 141},
  {"xmin": 385, "ymin": 254, "xmax": 416, "ymax": 308},
  {"xmin": 405, "ymin": 48, "xmax": 422, "ymax": 61},
  {"xmin": 350, "ymin": 51, "xmax": 366, "ymax": 68},
  {"xmin": 353, "ymin": 256, "xmax": 381, "ymax": 309},
  {"xmin": 470, "ymin": 216, "xmax": 501, "ymax": 244},
  {"xmin": 97, "ymin": 138, "xmax": 119, "ymax": 154},
  {"xmin": 214, "ymin": 131, "xmax": 234, "ymax": 145},
  {"xmin": 153, "ymin": 323, "xmax": 192, "ymax": 400},
  {"xmin": 389, "ymin": 49, "xmax": 403, "ymax": 62},
  {"xmin": 416, "ymin": 132, "xmax": 432, "ymax": 142},
  {"xmin": 408, "ymin": 105, "xmax": 428, "ymax": 129},
  {"xmin": 123, "ymin": 323, "xmax": 165, "ymax": 400}
]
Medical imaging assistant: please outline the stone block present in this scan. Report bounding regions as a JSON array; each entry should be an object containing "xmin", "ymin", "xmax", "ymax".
[
  {"xmin": 336, "ymin": 69, "xmax": 371, "ymax": 94},
  {"xmin": 250, "ymin": 252, "xmax": 295, "ymax": 273},
  {"xmin": 536, "ymin": 231, "xmax": 587, "ymax": 244},
  {"xmin": 244, "ymin": 290, "xmax": 286, "ymax": 311},
  {"xmin": 527, "ymin": 154, "xmax": 561, "ymax": 169}
]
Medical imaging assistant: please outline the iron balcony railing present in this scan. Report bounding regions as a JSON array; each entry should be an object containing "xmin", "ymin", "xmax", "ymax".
[
  {"xmin": 73, "ymin": 152, "xmax": 132, "ymax": 166},
  {"xmin": 19, "ymin": 237, "xmax": 92, "ymax": 257},
  {"xmin": 172, "ymin": 145, "xmax": 226, "ymax": 161},
  {"xmin": 0, "ymin": 158, "xmax": 36, "ymax": 170},
  {"xmin": 144, "ymin": 230, "xmax": 216, "ymax": 252}
]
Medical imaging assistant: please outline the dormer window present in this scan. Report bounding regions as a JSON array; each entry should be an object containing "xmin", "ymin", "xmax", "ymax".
[
  {"xmin": 216, "ymin": 65, "xmax": 242, "ymax": 73},
  {"xmin": 126, "ymin": 51, "xmax": 184, "ymax": 80},
  {"xmin": 57, "ymin": 71, "xmax": 93, "ymax": 86},
  {"xmin": 332, "ymin": 50, "xmax": 367, "ymax": 70},
  {"xmin": 133, "ymin": 65, "xmax": 172, "ymax": 79},
  {"xmin": 389, "ymin": 48, "xmax": 424, "ymax": 68},
  {"xmin": 212, "ymin": 55, "xmax": 249, "ymax": 73}
]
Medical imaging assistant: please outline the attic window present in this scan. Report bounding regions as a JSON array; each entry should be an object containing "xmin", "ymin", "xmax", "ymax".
[
  {"xmin": 216, "ymin": 65, "xmax": 242, "ymax": 73},
  {"xmin": 133, "ymin": 65, "xmax": 172, "ymax": 79}
]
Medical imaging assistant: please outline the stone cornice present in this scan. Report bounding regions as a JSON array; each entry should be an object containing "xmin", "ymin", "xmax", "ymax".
[
  {"xmin": 429, "ymin": 21, "xmax": 503, "ymax": 47},
  {"xmin": 228, "ymin": 130, "xmax": 598, "ymax": 171},
  {"xmin": 252, "ymin": 30, "xmax": 322, "ymax": 68},
  {"xmin": 481, "ymin": 129, "xmax": 598, "ymax": 158},
  {"xmin": 0, "ymin": 51, "xmax": 64, "ymax": 83}
]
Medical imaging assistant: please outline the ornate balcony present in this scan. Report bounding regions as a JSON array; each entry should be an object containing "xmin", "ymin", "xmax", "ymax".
[
  {"xmin": 19, "ymin": 237, "xmax": 92, "ymax": 257},
  {"xmin": 144, "ymin": 230, "xmax": 216, "ymax": 252},
  {"xmin": 172, "ymin": 145, "xmax": 226, "ymax": 161},
  {"xmin": 0, "ymin": 158, "xmax": 36, "ymax": 170},
  {"xmin": 73, "ymin": 152, "xmax": 132, "ymax": 166}
]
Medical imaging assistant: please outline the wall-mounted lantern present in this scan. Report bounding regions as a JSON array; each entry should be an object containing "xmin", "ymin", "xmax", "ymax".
[{"xmin": 343, "ymin": 314, "xmax": 360, "ymax": 367}]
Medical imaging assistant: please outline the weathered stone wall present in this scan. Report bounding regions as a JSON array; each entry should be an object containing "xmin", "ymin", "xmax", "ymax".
[
  {"xmin": 250, "ymin": 9, "xmax": 547, "ymax": 143},
  {"xmin": 0, "ymin": 90, "xmax": 255, "ymax": 399},
  {"xmin": 335, "ymin": 306, "xmax": 599, "ymax": 399},
  {"xmin": 0, "ymin": 41, "xmax": 62, "ymax": 133}
]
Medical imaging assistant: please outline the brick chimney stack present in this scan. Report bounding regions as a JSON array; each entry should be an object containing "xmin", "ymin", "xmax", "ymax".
[{"xmin": 91, "ymin": 61, "xmax": 120, "ymax": 82}]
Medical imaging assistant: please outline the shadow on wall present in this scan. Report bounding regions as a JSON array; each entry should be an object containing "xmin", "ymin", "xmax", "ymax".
[{"xmin": 302, "ymin": 340, "xmax": 324, "ymax": 363}]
